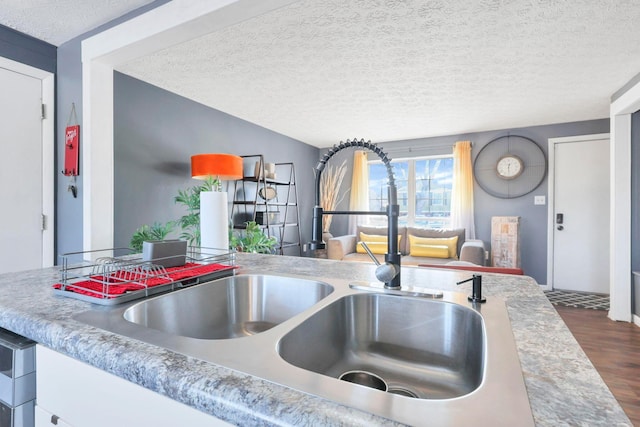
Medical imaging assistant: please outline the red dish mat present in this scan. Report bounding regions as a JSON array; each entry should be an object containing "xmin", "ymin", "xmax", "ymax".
[{"xmin": 53, "ymin": 263, "xmax": 235, "ymax": 299}]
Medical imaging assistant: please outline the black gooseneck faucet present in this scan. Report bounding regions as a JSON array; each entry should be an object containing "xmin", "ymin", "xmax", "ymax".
[{"xmin": 309, "ymin": 139, "xmax": 401, "ymax": 289}]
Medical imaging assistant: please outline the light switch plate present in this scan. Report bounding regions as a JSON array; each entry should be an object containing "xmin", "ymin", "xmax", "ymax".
[{"xmin": 534, "ymin": 195, "xmax": 546, "ymax": 205}]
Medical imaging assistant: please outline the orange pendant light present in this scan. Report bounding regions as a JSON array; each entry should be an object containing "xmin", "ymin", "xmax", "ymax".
[{"xmin": 191, "ymin": 153, "xmax": 243, "ymax": 180}]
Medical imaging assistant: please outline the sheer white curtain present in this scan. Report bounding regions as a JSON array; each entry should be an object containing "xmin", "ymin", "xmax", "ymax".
[
  {"xmin": 348, "ymin": 151, "xmax": 370, "ymax": 234},
  {"xmin": 451, "ymin": 141, "xmax": 476, "ymax": 239}
]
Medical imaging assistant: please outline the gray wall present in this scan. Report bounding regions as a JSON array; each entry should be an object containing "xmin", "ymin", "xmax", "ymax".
[
  {"xmin": 325, "ymin": 119, "xmax": 610, "ymax": 285},
  {"xmin": 55, "ymin": 0, "xmax": 320, "ymax": 258},
  {"xmin": 0, "ymin": 25, "xmax": 56, "ymax": 73},
  {"xmin": 55, "ymin": 1, "xmax": 171, "ymax": 257},
  {"xmin": 56, "ymin": 37, "xmax": 82, "ymax": 258},
  {"xmin": 631, "ymin": 111, "xmax": 640, "ymax": 314},
  {"xmin": 114, "ymin": 73, "xmax": 319, "ymax": 253}
]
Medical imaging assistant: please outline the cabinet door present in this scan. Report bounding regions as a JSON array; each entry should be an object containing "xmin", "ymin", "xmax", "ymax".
[
  {"xmin": 37, "ymin": 345, "xmax": 232, "ymax": 427},
  {"xmin": 35, "ymin": 406, "xmax": 73, "ymax": 427}
]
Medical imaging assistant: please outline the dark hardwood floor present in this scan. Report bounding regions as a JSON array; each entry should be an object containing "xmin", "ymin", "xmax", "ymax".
[{"xmin": 555, "ymin": 305, "xmax": 640, "ymax": 426}]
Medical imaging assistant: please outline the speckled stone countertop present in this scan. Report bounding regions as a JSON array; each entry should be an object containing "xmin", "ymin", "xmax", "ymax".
[{"xmin": 0, "ymin": 254, "xmax": 630, "ymax": 426}]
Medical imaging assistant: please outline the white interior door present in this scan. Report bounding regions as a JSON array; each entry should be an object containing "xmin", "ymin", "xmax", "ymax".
[
  {"xmin": 0, "ymin": 66, "xmax": 44, "ymax": 274},
  {"xmin": 551, "ymin": 136, "xmax": 610, "ymax": 293}
]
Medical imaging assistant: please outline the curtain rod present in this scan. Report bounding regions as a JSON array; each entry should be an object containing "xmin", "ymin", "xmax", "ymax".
[{"xmin": 374, "ymin": 141, "xmax": 472, "ymax": 153}]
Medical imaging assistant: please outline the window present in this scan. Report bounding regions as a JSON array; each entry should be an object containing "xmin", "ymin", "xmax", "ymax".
[{"xmin": 368, "ymin": 156, "xmax": 453, "ymax": 228}]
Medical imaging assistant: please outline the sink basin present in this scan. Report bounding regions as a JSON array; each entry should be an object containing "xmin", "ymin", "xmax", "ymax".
[
  {"xmin": 278, "ymin": 293, "xmax": 485, "ymax": 399},
  {"xmin": 123, "ymin": 274, "xmax": 334, "ymax": 339},
  {"xmin": 74, "ymin": 273, "xmax": 533, "ymax": 426}
]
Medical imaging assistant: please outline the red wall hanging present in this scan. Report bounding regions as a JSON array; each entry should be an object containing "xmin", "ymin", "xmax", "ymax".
[
  {"xmin": 63, "ymin": 103, "xmax": 80, "ymax": 176},
  {"xmin": 63, "ymin": 125, "xmax": 79, "ymax": 176}
]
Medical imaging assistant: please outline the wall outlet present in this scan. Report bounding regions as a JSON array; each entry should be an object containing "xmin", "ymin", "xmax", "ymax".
[
  {"xmin": 302, "ymin": 243, "xmax": 308, "ymax": 253},
  {"xmin": 534, "ymin": 195, "xmax": 546, "ymax": 205}
]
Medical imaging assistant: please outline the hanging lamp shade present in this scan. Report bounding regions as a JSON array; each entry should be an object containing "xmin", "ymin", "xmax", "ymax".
[
  {"xmin": 191, "ymin": 153, "xmax": 243, "ymax": 180},
  {"xmin": 190, "ymin": 153, "xmax": 242, "ymax": 253}
]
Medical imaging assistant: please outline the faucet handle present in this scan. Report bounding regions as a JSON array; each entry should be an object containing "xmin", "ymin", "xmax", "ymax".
[
  {"xmin": 375, "ymin": 263, "xmax": 400, "ymax": 284},
  {"xmin": 359, "ymin": 241, "xmax": 381, "ymax": 266},
  {"xmin": 359, "ymin": 242, "xmax": 400, "ymax": 285}
]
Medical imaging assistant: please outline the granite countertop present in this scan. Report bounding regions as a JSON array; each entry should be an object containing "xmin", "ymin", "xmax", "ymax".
[{"xmin": 0, "ymin": 253, "xmax": 630, "ymax": 426}]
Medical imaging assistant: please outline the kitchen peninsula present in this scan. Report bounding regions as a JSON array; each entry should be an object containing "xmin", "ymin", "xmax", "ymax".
[{"xmin": 0, "ymin": 254, "xmax": 630, "ymax": 426}]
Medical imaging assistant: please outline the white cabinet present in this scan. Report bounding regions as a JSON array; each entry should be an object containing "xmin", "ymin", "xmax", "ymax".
[
  {"xmin": 36, "ymin": 345, "xmax": 232, "ymax": 427},
  {"xmin": 35, "ymin": 406, "xmax": 72, "ymax": 427}
]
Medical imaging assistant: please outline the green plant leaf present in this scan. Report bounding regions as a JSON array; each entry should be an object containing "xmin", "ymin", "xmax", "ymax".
[
  {"xmin": 129, "ymin": 221, "xmax": 176, "ymax": 252},
  {"xmin": 231, "ymin": 221, "xmax": 277, "ymax": 254}
]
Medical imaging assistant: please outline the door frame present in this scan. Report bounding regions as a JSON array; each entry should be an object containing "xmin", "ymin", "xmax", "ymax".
[
  {"xmin": 0, "ymin": 56, "xmax": 55, "ymax": 268},
  {"xmin": 546, "ymin": 133, "xmax": 610, "ymax": 293},
  {"xmin": 610, "ymin": 77, "xmax": 640, "ymax": 323}
]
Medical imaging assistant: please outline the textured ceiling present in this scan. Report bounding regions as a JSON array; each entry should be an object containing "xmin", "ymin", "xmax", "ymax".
[
  {"xmin": 116, "ymin": 0, "xmax": 640, "ymax": 147},
  {"xmin": 0, "ymin": 0, "xmax": 154, "ymax": 45},
  {"xmin": 3, "ymin": 1, "xmax": 640, "ymax": 147}
]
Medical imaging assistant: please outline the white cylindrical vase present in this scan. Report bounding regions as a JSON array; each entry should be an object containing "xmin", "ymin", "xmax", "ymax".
[{"xmin": 200, "ymin": 191, "xmax": 229, "ymax": 255}]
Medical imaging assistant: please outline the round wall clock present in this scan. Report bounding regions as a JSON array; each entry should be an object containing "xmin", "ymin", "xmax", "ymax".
[
  {"xmin": 496, "ymin": 154, "xmax": 524, "ymax": 179},
  {"xmin": 474, "ymin": 135, "xmax": 546, "ymax": 198}
]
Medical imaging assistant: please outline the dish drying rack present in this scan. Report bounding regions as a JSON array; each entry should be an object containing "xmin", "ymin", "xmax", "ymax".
[{"xmin": 53, "ymin": 247, "xmax": 236, "ymax": 305}]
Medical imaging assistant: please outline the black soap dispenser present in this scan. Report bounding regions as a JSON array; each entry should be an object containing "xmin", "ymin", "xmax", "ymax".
[{"xmin": 456, "ymin": 274, "xmax": 487, "ymax": 303}]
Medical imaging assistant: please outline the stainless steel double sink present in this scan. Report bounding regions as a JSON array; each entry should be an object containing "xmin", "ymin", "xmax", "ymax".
[{"xmin": 75, "ymin": 274, "xmax": 534, "ymax": 426}]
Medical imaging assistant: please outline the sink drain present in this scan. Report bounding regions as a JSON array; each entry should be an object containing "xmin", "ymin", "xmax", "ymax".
[
  {"xmin": 387, "ymin": 386, "xmax": 419, "ymax": 398},
  {"xmin": 339, "ymin": 370, "xmax": 388, "ymax": 392}
]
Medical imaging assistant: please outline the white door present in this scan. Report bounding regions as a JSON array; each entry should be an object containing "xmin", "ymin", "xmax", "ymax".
[
  {"xmin": 0, "ymin": 66, "xmax": 44, "ymax": 274},
  {"xmin": 551, "ymin": 136, "xmax": 610, "ymax": 293}
]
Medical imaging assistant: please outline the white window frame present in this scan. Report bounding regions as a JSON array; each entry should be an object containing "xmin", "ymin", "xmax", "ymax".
[{"xmin": 368, "ymin": 154, "xmax": 453, "ymax": 228}]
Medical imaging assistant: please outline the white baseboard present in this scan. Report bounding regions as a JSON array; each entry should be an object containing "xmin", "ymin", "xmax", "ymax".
[{"xmin": 633, "ymin": 314, "xmax": 640, "ymax": 328}]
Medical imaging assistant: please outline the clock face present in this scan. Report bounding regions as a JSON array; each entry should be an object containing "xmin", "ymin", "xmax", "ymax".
[{"xmin": 496, "ymin": 155, "xmax": 524, "ymax": 179}]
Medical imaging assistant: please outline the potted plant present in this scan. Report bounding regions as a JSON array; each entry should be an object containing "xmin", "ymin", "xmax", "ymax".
[
  {"xmin": 230, "ymin": 221, "xmax": 277, "ymax": 254},
  {"xmin": 130, "ymin": 222, "xmax": 176, "ymax": 253},
  {"xmin": 130, "ymin": 179, "xmax": 277, "ymax": 254},
  {"xmin": 129, "ymin": 177, "xmax": 217, "ymax": 251},
  {"xmin": 174, "ymin": 176, "xmax": 218, "ymax": 246}
]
